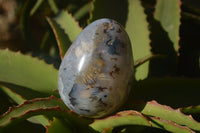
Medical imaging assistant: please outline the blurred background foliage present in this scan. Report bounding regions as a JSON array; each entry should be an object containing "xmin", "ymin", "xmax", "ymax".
[
  {"xmin": 0, "ymin": 0, "xmax": 199, "ymax": 76},
  {"xmin": 0, "ymin": 0, "xmax": 200, "ymax": 132}
]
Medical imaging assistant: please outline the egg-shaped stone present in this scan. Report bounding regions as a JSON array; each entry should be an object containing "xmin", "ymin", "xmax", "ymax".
[{"xmin": 58, "ymin": 18, "xmax": 134, "ymax": 118}]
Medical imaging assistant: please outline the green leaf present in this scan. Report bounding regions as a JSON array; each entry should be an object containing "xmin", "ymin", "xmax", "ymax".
[
  {"xmin": 20, "ymin": 0, "xmax": 37, "ymax": 50},
  {"xmin": 90, "ymin": 110, "xmax": 193, "ymax": 133},
  {"xmin": 0, "ymin": 96, "xmax": 68, "ymax": 131},
  {"xmin": 0, "ymin": 85, "xmax": 25, "ymax": 104},
  {"xmin": 30, "ymin": 0, "xmax": 45, "ymax": 16},
  {"xmin": 89, "ymin": 0, "xmax": 128, "ymax": 26},
  {"xmin": 0, "ymin": 89, "xmax": 14, "ymax": 115},
  {"xmin": 181, "ymin": 105, "xmax": 200, "ymax": 122},
  {"xmin": 181, "ymin": 105, "xmax": 200, "ymax": 115},
  {"xmin": 125, "ymin": 0, "xmax": 151, "ymax": 80},
  {"xmin": 102, "ymin": 127, "xmax": 113, "ymax": 133},
  {"xmin": 0, "ymin": 49, "xmax": 58, "ymax": 95},
  {"xmin": 154, "ymin": 0, "xmax": 181, "ymax": 52},
  {"xmin": 47, "ymin": 0, "xmax": 59, "ymax": 14},
  {"xmin": 0, "ymin": 84, "xmax": 51, "ymax": 127},
  {"xmin": 0, "ymin": 96, "xmax": 94, "ymax": 133},
  {"xmin": 140, "ymin": 101, "xmax": 200, "ymax": 131},
  {"xmin": 47, "ymin": 10, "xmax": 82, "ymax": 58},
  {"xmin": 54, "ymin": 11, "xmax": 82, "ymax": 44},
  {"xmin": 74, "ymin": 3, "xmax": 92, "ymax": 21},
  {"xmin": 46, "ymin": 117, "xmax": 73, "ymax": 133},
  {"xmin": 46, "ymin": 17, "xmax": 70, "ymax": 59}
]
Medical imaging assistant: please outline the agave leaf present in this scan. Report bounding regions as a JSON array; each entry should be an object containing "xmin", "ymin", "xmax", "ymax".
[
  {"xmin": 0, "ymin": 49, "xmax": 58, "ymax": 95},
  {"xmin": 90, "ymin": 110, "xmax": 193, "ymax": 133},
  {"xmin": 47, "ymin": 10, "xmax": 82, "ymax": 58},
  {"xmin": 20, "ymin": 0, "xmax": 37, "ymax": 50},
  {"xmin": 181, "ymin": 105, "xmax": 200, "ymax": 116},
  {"xmin": 155, "ymin": 0, "xmax": 181, "ymax": 52},
  {"xmin": 140, "ymin": 101, "xmax": 200, "ymax": 131},
  {"xmin": 53, "ymin": 11, "xmax": 82, "ymax": 42},
  {"xmin": 46, "ymin": 117, "xmax": 73, "ymax": 133},
  {"xmin": 89, "ymin": 0, "xmax": 128, "ymax": 26},
  {"xmin": 0, "ymin": 85, "xmax": 25, "ymax": 104},
  {"xmin": 0, "ymin": 96, "xmax": 93, "ymax": 133},
  {"xmin": 47, "ymin": 0, "xmax": 59, "ymax": 14},
  {"xmin": 1, "ymin": 83, "xmax": 54, "ymax": 103},
  {"xmin": 73, "ymin": 3, "xmax": 92, "ymax": 21},
  {"xmin": 0, "ymin": 96, "xmax": 67, "ymax": 131},
  {"xmin": 102, "ymin": 127, "xmax": 113, "ymax": 133},
  {"xmin": 0, "ymin": 89, "xmax": 14, "ymax": 115},
  {"xmin": 0, "ymin": 84, "xmax": 51, "ymax": 127},
  {"xmin": 181, "ymin": 105, "xmax": 200, "ymax": 122},
  {"xmin": 46, "ymin": 17, "xmax": 70, "ymax": 59},
  {"xmin": 30, "ymin": 0, "xmax": 45, "ymax": 16},
  {"xmin": 125, "ymin": 0, "xmax": 151, "ymax": 80}
]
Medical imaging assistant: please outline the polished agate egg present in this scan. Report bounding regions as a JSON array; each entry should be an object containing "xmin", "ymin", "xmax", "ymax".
[{"xmin": 58, "ymin": 18, "xmax": 134, "ymax": 118}]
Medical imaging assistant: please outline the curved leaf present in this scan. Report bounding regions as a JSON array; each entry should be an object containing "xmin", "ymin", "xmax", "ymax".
[
  {"xmin": 46, "ymin": 17, "xmax": 70, "ymax": 59},
  {"xmin": 90, "ymin": 110, "xmax": 193, "ymax": 133},
  {"xmin": 46, "ymin": 117, "xmax": 73, "ymax": 133},
  {"xmin": 0, "ymin": 96, "xmax": 67, "ymax": 127},
  {"xmin": 89, "ymin": 0, "xmax": 128, "ymax": 26},
  {"xmin": 47, "ymin": 0, "xmax": 59, "ymax": 14},
  {"xmin": 30, "ymin": 0, "xmax": 45, "ymax": 16},
  {"xmin": 0, "ymin": 49, "xmax": 58, "ymax": 95},
  {"xmin": 1, "ymin": 83, "xmax": 49, "ymax": 101},
  {"xmin": 181, "ymin": 105, "xmax": 200, "ymax": 122},
  {"xmin": 0, "ymin": 85, "xmax": 25, "ymax": 104},
  {"xmin": 20, "ymin": 0, "xmax": 37, "ymax": 50},
  {"xmin": 0, "ymin": 96, "xmax": 65, "ymax": 132},
  {"xmin": 74, "ymin": 3, "xmax": 92, "ymax": 21},
  {"xmin": 47, "ymin": 10, "xmax": 82, "ymax": 58},
  {"xmin": 0, "ymin": 84, "xmax": 51, "ymax": 127},
  {"xmin": 0, "ymin": 96, "xmax": 93, "ymax": 133},
  {"xmin": 181, "ymin": 105, "xmax": 200, "ymax": 115},
  {"xmin": 155, "ymin": 0, "xmax": 181, "ymax": 52},
  {"xmin": 140, "ymin": 101, "xmax": 200, "ymax": 131},
  {"xmin": 53, "ymin": 11, "xmax": 82, "ymax": 42},
  {"xmin": 125, "ymin": 0, "xmax": 151, "ymax": 80}
]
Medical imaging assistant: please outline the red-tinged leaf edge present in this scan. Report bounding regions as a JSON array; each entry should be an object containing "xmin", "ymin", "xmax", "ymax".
[
  {"xmin": 181, "ymin": 105, "xmax": 200, "ymax": 115},
  {"xmin": 46, "ymin": 17, "xmax": 66, "ymax": 59},
  {"xmin": 45, "ymin": 117, "xmax": 74, "ymax": 133},
  {"xmin": 140, "ymin": 100, "xmax": 200, "ymax": 131},
  {"xmin": 90, "ymin": 110, "xmax": 193, "ymax": 133},
  {"xmin": 0, "ymin": 48, "xmax": 59, "ymax": 96},
  {"xmin": 149, "ymin": 117, "xmax": 194, "ymax": 133},
  {"xmin": 102, "ymin": 127, "xmax": 113, "ymax": 133},
  {"xmin": 0, "ymin": 96, "xmax": 92, "ymax": 132},
  {"xmin": 46, "ymin": 11, "xmax": 82, "ymax": 59}
]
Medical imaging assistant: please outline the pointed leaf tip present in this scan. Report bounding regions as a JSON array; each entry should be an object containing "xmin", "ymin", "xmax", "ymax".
[
  {"xmin": 47, "ymin": 10, "xmax": 82, "ymax": 59},
  {"xmin": 141, "ymin": 100, "xmax": 200, "ymax": 131},
  {"xmin": 125, "ymin": 0, "xmax": 151, "ymax": 80},
  {"xmin": 0, "ymin": 49, "xmax": 58, "ymax": 95},
  {"xmin": 154, "ymin": 0, "xmax": 181, "ymax": 52}
]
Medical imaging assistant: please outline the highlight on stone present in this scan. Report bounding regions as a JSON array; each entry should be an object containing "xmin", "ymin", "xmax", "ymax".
[{"xmin": 58, "ymin": 18, "xmax": 134, "ymax": 118}]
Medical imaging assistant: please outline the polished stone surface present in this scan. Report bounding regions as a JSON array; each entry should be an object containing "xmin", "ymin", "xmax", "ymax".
[{"xmin": 58, "ymin": 18, "xmax": 134, "ymax": 118}]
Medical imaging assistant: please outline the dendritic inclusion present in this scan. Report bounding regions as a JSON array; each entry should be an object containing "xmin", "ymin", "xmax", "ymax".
[{"xmin": 58, "ymin": 18, "xmax": 134, "ymax": 118}]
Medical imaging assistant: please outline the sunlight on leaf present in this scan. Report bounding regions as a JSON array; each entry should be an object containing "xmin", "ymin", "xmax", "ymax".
[
  {"xmin": 0, "ymin": 49, "xmax": 58, "ymax": 95},
  {"xmin": 125, "ymin": 0, "xmax": 151, "ymax": 80},
  {"xmin": 155, "ymin": 0, "xmax": 181, "ymax": 52}
]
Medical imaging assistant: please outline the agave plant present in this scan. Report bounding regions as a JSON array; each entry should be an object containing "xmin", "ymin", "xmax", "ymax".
[{"xmin": 0, "ymin": 0, "xmax": 200, "ymax": 132}]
